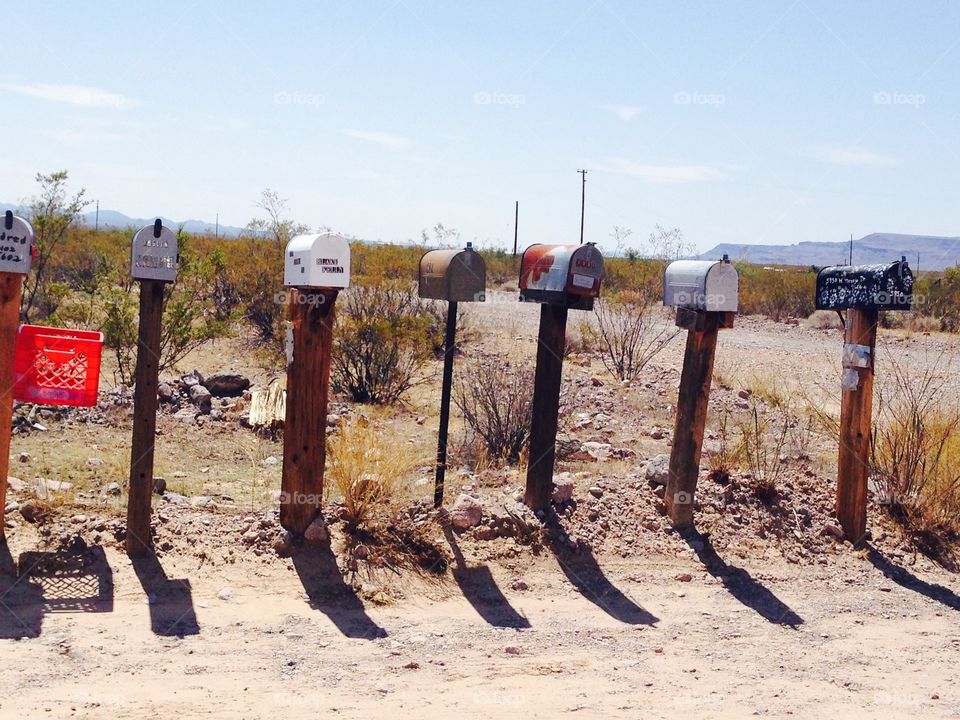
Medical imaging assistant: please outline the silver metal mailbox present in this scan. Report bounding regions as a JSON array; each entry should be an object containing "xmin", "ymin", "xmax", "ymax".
[
  {"xmin": 663, "ymin": 256, "xmax": 738, "ymax": 313},
  {"xmin": 0, "ymin": 211, "xmax": 34, "ymax": 275},
  {"xmin": 131, "ymin": 220, "xmax": 178, "ymax": 283},
  {"xmin": 284, "ymin": 232, "xmax": 351, "ymax": 289}
]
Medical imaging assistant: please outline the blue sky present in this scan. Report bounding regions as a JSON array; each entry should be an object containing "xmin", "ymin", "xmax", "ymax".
[{"xmin": 1, "ymin": 1, "xmax": 958, "ymax": 252}]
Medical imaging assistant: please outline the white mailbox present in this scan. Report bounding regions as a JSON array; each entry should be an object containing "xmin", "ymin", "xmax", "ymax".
[
  {"xmin": 131, "ymin": 220, "xmax": 178, "ymax": 283},
  {"xmin": 663, "ymin": 256, "xmax": 739, "ymax": 313},
  {"xmin": 284, "ymin": 233, "xmax": 351, "ymax": 289},
  {"xmin": 0, "ymin": 211, "xmax": 34, "ymax": 275}
]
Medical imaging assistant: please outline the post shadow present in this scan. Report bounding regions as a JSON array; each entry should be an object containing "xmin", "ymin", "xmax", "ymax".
[
  {"xmin": 442, "ymin": 528, "xmax": 530, "ymax": 629},
  {"xmin": 682, "ymin": 530, "xmax": 803, "ymax": 627},
  {"xmin": 131, "ymin": 552, "xmax": 199, "ymax": 637},
  {"xmin": 0, "ymin": 541, "xmax": 42, "ymax": 639},
  {"xmin": 547, "ymin": 526, "xmax": 659, "ymax": 626},
  {"xmin": 866, "ymin": 545, "xmax": 960, "ymax": 611},
  {"xmin": 291, "ymin": 543, "xmax": 387, "ymax": 640}
]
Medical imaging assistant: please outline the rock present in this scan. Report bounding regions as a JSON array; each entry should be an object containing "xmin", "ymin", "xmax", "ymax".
[
  {"xmin": 6, "ymin": 476, "xmax": 24, "ymax": 492},
  {"xmin": 675, "ymin": 573, "xmax": 693, "ymax": 582},
  {"xmin": 511, "ymin": 580, "xmax": 529, "ymax": 591},
  {"xmin": 645, "ymin": 455, "xmax": 670, "ymax": 487},
  {"xmin": 19, "ymin": 500, "xmax": 46, "ymax": 523},
  {"xmin": 162, "ymin": 492, "xmax": 190, "ymax": 506},
  {"xmin": 551, "ymin": 473, "xmax": 575, "ymax": 504},
  {"xmin": 191, "ymin": 495, "xmax": 214, "ymax": 507},
  {"xmin": 504, "ymin": 646, "xmax": 522, "ymax": 655},
  {"xmin": 304, "ymin": 515, "xmax": 329, "ymax": 544},
  {"xmin": 101, "ymin": 482, "xmax": 121, "ymax": 496},
  {"xmin": 33, "ymin": 478, "xmax": 72, "ymax": 496},
  {"xmin": 354, "ymin": 544, "xmax": 369, "ymax": 560},
  {"xmin": 189, "ymin": 384, "xmax": 212, "ymax": 408},
  {"xmin": 217, "ymin": 587, "xmax": 234, "ymax": 601},
  {"xmin": 181, "ymin": 370, "xmax": 204, "ymax": 387},
  {"xmin": 86, "ymin": 457, "xmax": 104, "ymax": 467},
  {"xmin": 590, "ymin": 376, "xmax": 604, "ymax": 387},
  {"xmin": 204, "ymin": 373, "xmax": 251, "ymax": 397},
  {"xmin": 582, "ymin": 441, "xmax": 613, "ymax": 460},
  {"xmin": 326, "ymin": 413, "xmax": 341, "ymax": 427},
  {"xmin": 274, "ymin": 531, "xmax": 293, "ymax": 556},
  {"xmin": 737, "ymin": 389, "xmax": 751, "ymax": 399},
  {"xmin": 589, "ymin": 486, "xmax": 604, "ymax": 498},
  {"xmin": 17, "ymin": 452, "xmax": 30, "ymax": 463},
  {"xmin": 450, "ymin": 493, "xmax": 483, "ymax": 529},
  {"xmin": 157, "ymin": 382, "xmax": 176, "ymax": 402},
  {"xmin": 648, "ymin": 428, "xmax": 665, "ymax": 440},
  {"xmin": 262, "ymin": 456, "xmax": 279, "ymax": 466},
  {"xmin": 173, "ymin": 407, "xmax": 198, "ymax": 423},
  {"xmin": 152, "ymin": 476, "xmax": 166, "ymax": 495},
  {"xmin": 473, "ymin": 525, "xmax": 496, "ymax": 541}
]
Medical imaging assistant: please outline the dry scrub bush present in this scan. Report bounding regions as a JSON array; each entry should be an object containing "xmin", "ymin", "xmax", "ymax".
[
  {"xmin": 454, "ymin": 354, "xmax": 534, "ymax": 464},
  {"xmin": 590, "ymin": 293, "xmax": 677, "ymax": 381},
  {"xmin": 332, "ymin": 285, "xmax": 436, "ymax": 404},
  {"xmin": 871, "ymin": 353, "xmax": 960, "ymax": 544},
  {"xmin": 737, "ymin": 266, "xmax": 815, "ymax": 321},
  {"xmin": 326, "ymin": 420, "xmax": 416, "ymax": 531},
  {"xmin": 738, "ymin": 402, "xmax": 791, "ymax": 503},
  {"xmin": 707, "ymin": 408, "xmax": 740, "ymax": 484}
]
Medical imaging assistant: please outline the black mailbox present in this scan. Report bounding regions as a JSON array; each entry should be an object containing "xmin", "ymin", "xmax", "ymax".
[{"xmin": 815, "ymin": 258, "xmax": 913, "ymax": 311}]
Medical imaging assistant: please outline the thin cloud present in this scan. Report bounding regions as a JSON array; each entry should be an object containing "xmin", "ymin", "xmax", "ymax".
[
  {"xmin": 0, "ymin": 83, "xmax": 138, "ymax": 109},
  {"xmin": 598, "ymin": 157, "xmax": 727, "ymax": 183},
  {"xmin": 812, "ymin": 145, "xmax": 899, "ymax": 167},
  {"xmin": 343, "ymin": 129, "xmax": 411, "ymax": 151},
  {"xmin": 600, "ymin": 104, "xmax": 642, "ymax": 121}
]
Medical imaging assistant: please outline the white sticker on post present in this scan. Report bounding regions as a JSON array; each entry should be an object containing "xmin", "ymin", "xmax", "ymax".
[
  {"xmin": 842, "ymin": 343, "xmax": 872, "ymax": 369},
  {"xmin": 841, "ymin": 368, "xmax": 860, "ymax": 390}
]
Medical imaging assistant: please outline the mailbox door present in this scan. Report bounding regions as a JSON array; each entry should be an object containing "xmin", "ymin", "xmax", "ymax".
[
  {"xmin": 447, "ymin": 250, "xmax": 486, "ymax": 302},
  {"xmin": 704, "ymin": 262, "xmax": 739, "ymax": 312},
  {"xmin": 566, "ymin": 245, "xmax": 603, "ymax": 297},
  {"xmin": 131, "ymin": 223, "xmax": 178, "ymax": 283},
  {"xmin": 0, "ymin": 214, "xmax": 33, "ymax": 275}
]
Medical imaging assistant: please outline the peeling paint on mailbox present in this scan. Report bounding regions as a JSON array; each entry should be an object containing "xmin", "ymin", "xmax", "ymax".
[{"xmin": 519, "ymin": 243, "xmax": 603, "ymax": 310}]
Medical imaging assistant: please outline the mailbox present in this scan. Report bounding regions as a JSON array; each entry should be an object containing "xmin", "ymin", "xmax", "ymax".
[
  {"xmin": 663, "ymin": 256, "xmax": 739, "ymax": 312},
  {"xmin": 418, "ymin": 244, "xmax": 486, "ymax": 302},
  {"xmin": 131, "ymin": 220, "xmax": 178, "ymax": 283},
  {"xmin": 284, "ymin": 232, "xmax": 351, "ymax": 289},
  {"xmin": 519, "ymin": 243, "xmax": 603, "ymax": 310},
  {"xmin": 0, "ymin": 211, "xmax": 34, "ymax": 275},
  {"xmin": 815, "ymin": 258, "xmax": 913, "ymax": 311}
]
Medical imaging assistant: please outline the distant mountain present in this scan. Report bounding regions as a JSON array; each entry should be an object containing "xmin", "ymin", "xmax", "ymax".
[
  {"xmin": 700, "ymin": 233, "xmax": 960, "ymax": 271},
  {"xmin": 0, "ymin": 202, "xmax": 246, "ymax": 237}
]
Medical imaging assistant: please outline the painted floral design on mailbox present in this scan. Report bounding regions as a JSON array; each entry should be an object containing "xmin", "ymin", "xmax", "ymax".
[
  {"xmin": 519, "ymin": 243, "xmax": 603, "ymax": 309},
  {"xmin": 815, "ymin": 259, "xmax": 913, "ymax": 311}
]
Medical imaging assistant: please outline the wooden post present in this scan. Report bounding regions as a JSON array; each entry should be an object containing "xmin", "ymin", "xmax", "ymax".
[
  {"xmin": 0, "ymin": 273, "xmax": 23, "ymax": 535},
  {"xmin": 836, "ymin": 308, "xmax": 878, "ymax": 545},
  {"xmin": 126, "ymin": 279, "xmax": 165, "ymax": 556},
  {"xmin": 281, "ymin": 288, "xmax": 338, "ymax": 534},
  {"xmin": 524, "ymin": 303, "xmax": 568, "ymax": 511},
  {"xmin": 665, "ymin": 311, "xmax": 721, "ymax": 529},
  {"xmin": 433, "ymin": 300, "xmax": 458, "ymax": 508}
]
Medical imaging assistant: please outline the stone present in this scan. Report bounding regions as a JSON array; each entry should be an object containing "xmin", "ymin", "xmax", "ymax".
[
  {"xmin": 152, "ymin": 476, "xmax": 167, "ymax": 495},
  {"xmin": 582, "ymin": 441, "xmax": 613, "ymax": 460},
  {"xmin": 6, "ymin": 476, "xmax": 24, "ymax": 492},
  {"xmin": 504, "ymin": 646, "xmax": 522, "ymax": 655},
  {"xmin": 589, "ymin": 486, "xmax": 604, "ymax": 498},
  {"xmin": 17, "ymin": 452, "xmax": 30, "ymax": 463},
  {"xmin": 274, "ymin": 531, "xmax": 293, "ymax": 556},
  {"xmin": 162, "ymin": 492, "xmax": 190, "ymax": 506},
  {"xmin": 217, "ymin": 587, "xmax": 234, "ymax": 601},
  {"xmin": 675, "ymin": 573, "xmax": 693, "ymax": 582},
  {"xmin": 101, "ymin": 482, "xmax": 121, "ymax": 496},
  {"xmin": 304, "ymin": 515, "xmax": 329, "ymax": 544},
  {"xmin": 19, "ymin": 500, "xmax": 45, "ymax": 523},
  {"xmin": 590, "ymin": 376, "xmax": 604, "ymax": 387},
  {"xmin": 157, "ymin": 382, "xmax": 176, "ymax": 402},
  {"xmin": 189, "ymin": 384, "xmax": 212, "ymax": 408},
  {"xmin": 33, "ymin": 478, "xmax": 72, "ymax": 497},
  {"xmin": 737, "ymin": 389, "xmax": 751, "ymax": 399},
  {"xmin": 326, "ymin": 413, "xmax": 341, "ymax": 427},
  {"xmin": 645, "ymin": 455, "xmax": 671, "ymax": 487},
  {"xmin": 173, "ymin": 407, "xmax": 199, "ymax": 423},
  {"xmin": 551, "ymin": 473, "xmax": 575, "ymax": 504},
  {"xmin": 86, "ymin": 457, "xmax": 104, "ymax": 467},
  {"xmin": 450, "ymin": 493, "xmax": 483, "ymax": 529},
  {"xmin": 648, "ymin": 428, "xmax": 665, "ymax": 440},
  {"xmin": 204, "ymin": 373, "xmax": 251, "ymax": 397},
  {"xmin": 181, "ymin": 370, "xmax": 204, "ymax": 387},
  {"xmin": 821, "ymin": 523, "xmax": 845, "ymax": 541}
]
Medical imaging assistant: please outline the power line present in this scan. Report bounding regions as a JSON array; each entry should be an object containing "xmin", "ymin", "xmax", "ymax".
[{"xmin": 577, "ymin": 169, "xmax": 587, "ymax": 244}]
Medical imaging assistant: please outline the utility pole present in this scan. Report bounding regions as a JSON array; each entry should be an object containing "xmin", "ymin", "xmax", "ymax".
[
  {"xmin": 95, "ymin": 200, "xmax": 99, "ymax": 232},
  {"xmin": 848, "ymin": 233, "xmax": 853, "ymax": 264},
  {"xmin": 513, "ymin": 201, "xmax": 519, "ymax": 257},
  {"xmin": 577, "ymin": 169, "xmax": 587, "ymax": 244},
  {"xmin": 215, "ymin": 213, "xmax": 219, "ymax": 240}
]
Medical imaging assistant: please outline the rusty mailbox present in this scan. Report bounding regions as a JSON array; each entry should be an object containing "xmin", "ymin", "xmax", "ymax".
[
  {"xmin": 419, "ymin": 244, "xmax": 486, "ymax": 302},
  {"xmin": 815, "ymin": 258, "xmax": 913, "ymax": 311},
  {"xmin": 519, "ymin": 243, "xmax": 603, "ymax": 310},
  {"xmin": 418, "ymin": 243, "xmax": 486, "ymax": 508}
]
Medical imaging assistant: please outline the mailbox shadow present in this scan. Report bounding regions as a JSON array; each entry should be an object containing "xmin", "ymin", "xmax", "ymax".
[
  {"xmin": 866, "ymin": 545, "xmax": 960, "ymax": 611},
  {"xmin": 443, "ymin": 528, "xmax": 530, "ymax": 629},
  {"xmin": 131, "ymin": 552, "xmax": 199, "ymax": 637},
  {"xmin": 682, "ymin": 531, "xmax": 803, "ymax": 627},
  {"xmin": 548, "ymin": 529, "xmax": 659, "ymax": 626},
  {"xmin": 292, "ymin": 544, "xmax": 387, "ymax": 640},
  {"xmin": 0, "ymin": 539, "xmax": 115, "ymax": 639}
]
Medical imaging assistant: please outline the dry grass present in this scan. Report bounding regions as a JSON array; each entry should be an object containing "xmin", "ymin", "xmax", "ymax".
[{"xmin": 737, "ymin": 402, "xmax": 791, "ymax": 503}]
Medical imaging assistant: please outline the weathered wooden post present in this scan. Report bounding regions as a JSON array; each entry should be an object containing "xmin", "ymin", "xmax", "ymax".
[
  {"xmin": 662, "ymin": 257, "xmax": 738, "ymax": 529},
  {"xmin": 127, "ymin": 219, "xmax": 178, "ymax": 556},
  {"xmin": 815, "ymin": 258, "xmax": 913, "ymax": 544},
  {"xmin": 0, "ymin": 212, "xmax": 33, "ymax": 536},
  {"xmin": 518, "ymin": 243, "xmax": 603, "ymax": 511},
  {"xmin": 418, "ymin": 244, "xmax": 486, "ymax": 508},
  {"xmin": 280, "ymin": 233, "xmax": 350, "ymax": 534}
]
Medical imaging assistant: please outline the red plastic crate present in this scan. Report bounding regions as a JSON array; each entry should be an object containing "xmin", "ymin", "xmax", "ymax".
[{"xmin": 12, "ymin": 325, "xmax": 104, "ymax": 407}]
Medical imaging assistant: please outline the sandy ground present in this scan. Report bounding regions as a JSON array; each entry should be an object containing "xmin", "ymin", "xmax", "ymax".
[{"xmin": 0, "ymin": 539, "xmax": 958, "ymax": 720}]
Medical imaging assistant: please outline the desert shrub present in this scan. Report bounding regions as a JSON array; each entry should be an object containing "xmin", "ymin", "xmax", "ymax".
[
  {"xmin": 738, "ymin": 402, "xmax": 791, "ymax": 503},
  {"xmin": 802, "ymin": 309, "xmax": 843, "ymax": 330},
  {"xmin": 706, "ymin": 408, "xmax": 740, "ymax": 484},
  {"xmin": 332, "ymin": 285, "xmax": 434, "ymax": 404},
  {"xmin": 871, "ymin": 353, "xmax": 960, "ymax": 543},
  {"xmin": 737, "ymin": 265, "xmax": 816, "ymax": 321},
  {"xmin": 326, "ymin": 419, "xmax": 415, "ymax": 530},
  {"xmin": 454, "ymin": 354, "xmax": 534, "ymax": 464},
  {"xmin": 590, "ymin": 293, "xmax": 677, "ymax": 381}
]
